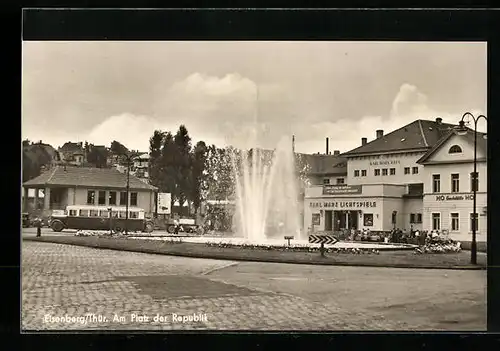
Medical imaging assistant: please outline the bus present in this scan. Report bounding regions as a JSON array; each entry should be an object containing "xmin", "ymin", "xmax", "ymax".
[{"xmin": 49, "ymin": 205, "xmax": 154, "ymax": 233}]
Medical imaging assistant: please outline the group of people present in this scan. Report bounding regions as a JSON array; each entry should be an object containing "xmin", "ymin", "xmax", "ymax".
[{"xmin": 389, "ymin": 227, "xmax": 442, "ymax": 245}]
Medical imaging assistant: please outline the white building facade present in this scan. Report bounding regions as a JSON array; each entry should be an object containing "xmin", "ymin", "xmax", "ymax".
[{"xmin": 303, "ymin": 118, "xmax": 487, "ymax": 242}]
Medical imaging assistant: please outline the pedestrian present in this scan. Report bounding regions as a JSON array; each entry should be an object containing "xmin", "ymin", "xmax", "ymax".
[
  {"xmin": 35, "ymin": 217, "xmax": 42, "ymax": 237},
  {"xmin": 414, "ymin": 230, "xmax": 420, "ymax": 245},
  {"xmin": 173, "ymin": 217, "xmax": 180, "ymax": 234}
]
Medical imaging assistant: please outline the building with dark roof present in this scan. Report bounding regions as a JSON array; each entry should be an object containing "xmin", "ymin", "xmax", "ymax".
[
  {"xmin": 22, "ymin": 165, "xmax": 157, "ymax": 215},
  {"xmin": 304, "ymin": 117, "xmax": 487, "ymax": 243}
]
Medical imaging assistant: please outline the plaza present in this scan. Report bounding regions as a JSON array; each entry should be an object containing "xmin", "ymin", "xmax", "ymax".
[{"xmin": 21, "ymin": 241, "xmax": 486, "ymax": 331}]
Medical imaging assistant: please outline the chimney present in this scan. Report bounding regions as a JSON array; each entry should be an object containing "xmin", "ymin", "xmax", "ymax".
[
  {"xmin": 361, "ymin": 137, "xmax": 367, "ymax": 146},
  {"xmin": 326, "ymin": 137, "xmax": 329, "ymax": 155},
  {"xmin": 333, "ymin": 150, "xmax": 340, "ymax": 156},
  {"xmin": 376, "ymin": 130, "xmax": 384, "ymax": 139},
  {"xmin": 436, "ymin": 117, "xmax": 442, "ymax": 124}
]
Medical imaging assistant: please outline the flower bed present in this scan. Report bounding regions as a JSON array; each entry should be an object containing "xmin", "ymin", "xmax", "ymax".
[
  {"xmin": 414, "ymin": 238, "xmax": 461, "ymax": 254},
  {"xmin": 205, "ymin": 242, "xmax": 381, "ymax": 254},
  {"xmin": 75, "ymin": 230, "xmax": 116, "ymax": 237}
]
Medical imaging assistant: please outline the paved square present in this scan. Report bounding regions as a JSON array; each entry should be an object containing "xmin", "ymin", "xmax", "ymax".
[{"xmin": 21, "ymin": 241, "xmax": 486, "ymax": 331}]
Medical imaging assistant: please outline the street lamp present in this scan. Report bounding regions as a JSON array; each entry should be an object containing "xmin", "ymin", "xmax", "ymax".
[
  {"xmin": 457, "ymin": 112, "xmax": 487, "ymax": 265},
  {"xmin": 117, "ymin": 153, "xmax": 138, "ymax": 235}
]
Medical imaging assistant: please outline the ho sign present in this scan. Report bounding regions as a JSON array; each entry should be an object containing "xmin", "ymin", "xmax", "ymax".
[
  {"xmin": 157, "ymin": 192, "xmax": 172, "ymax": 214},
  {"xmin": 435, "ymin": 194, "xmax": 474, "ymax": 201}
]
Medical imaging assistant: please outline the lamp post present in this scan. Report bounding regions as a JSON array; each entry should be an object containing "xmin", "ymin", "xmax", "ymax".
[
  {"xmin": 117, "ymin": 153, "xmax": 138, "ymax": 235},
  {"xmin": 457, "ymin": 112, "xmax": 487, "ymax": 265}
]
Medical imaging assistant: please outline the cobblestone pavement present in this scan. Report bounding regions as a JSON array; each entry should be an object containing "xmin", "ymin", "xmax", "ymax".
[{"xmin": 21, "ymin": 242, "xmax": 485, "ymax": 331}]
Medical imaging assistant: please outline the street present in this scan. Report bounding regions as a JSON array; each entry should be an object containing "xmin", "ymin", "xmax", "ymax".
[{"xmin": 21, "ymin": 241, "xmax": 486, "ymax": 331}]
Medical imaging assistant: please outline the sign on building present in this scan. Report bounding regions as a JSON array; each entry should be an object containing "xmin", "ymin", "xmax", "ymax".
[
  {"xmin": 322, "ymin": 185, "xmax": 362, "ymax": 195},
  {"xmin": 157, "ymin": 193, "xmax": 171, "ymax": 214}
]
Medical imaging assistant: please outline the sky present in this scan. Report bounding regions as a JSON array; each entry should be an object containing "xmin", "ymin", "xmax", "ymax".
[{"xmin": 22, "ymin": 41, "xmax": 487, "ymax": 154}]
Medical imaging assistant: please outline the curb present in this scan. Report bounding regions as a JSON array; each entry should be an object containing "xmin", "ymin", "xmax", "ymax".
[{"xmin": 23, "ymin": 237, "xmax": 486, "ymax": 271}]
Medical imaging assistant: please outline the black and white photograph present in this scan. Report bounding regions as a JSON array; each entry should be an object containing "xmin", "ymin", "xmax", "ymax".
[{"xmin": 21, "ymin": 38, "xmax": 487, "ymax": 331}]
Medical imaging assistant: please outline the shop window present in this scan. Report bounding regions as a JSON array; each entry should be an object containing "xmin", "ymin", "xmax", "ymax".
[
  {"xmin": 449, "ymin": 145, "xmax": 462, "ymax": 154},
  {"xmin": 120, "ymin": 192, "xmax": 127, "ymax": 206},
  {"xmin": 412, "ymin": 167, "xmax": 419, "ymax": 174},
  {"xmin": 312, "ymin": 214, "xmax": 320, "ymax": 226},
  {"xmin": 382, "ymin": 168, "xmax": 388, "ymax": 176},
  {"xmin": 470, "ymin": 213, "xmax": 479, "ymax": 232},
  {"xmin": 69, "ymin": 209, "xmax": 78, "ymax": 217},
  {"xmin": 361, "ymin": 170, "xmax": 367, "ymax": 177},
  {"xmin": 129, "ymin": 211, "xmax": 139, "ymax": 219},
  {"xmin": 89, "ymin": 210, "xmax": 99, "ymax": 217},
  {"xmin": 432, "ymin": 174, "xmax": 441, "ymax": 193},
  {"xmin": 390, "ymin": 168, "xmax": 396, "ymax": 175},
  {"xmin": 451, "ymin": 174, "xmax": 460, "ymax": 193},
  {"xmin": 99, "ymin": 210, "xmax": 110, "ymax": 217},
  {"xmin": 451, "ymin": 213, "xmax": 459, "ymax": 231},
  {"xmin": 323, "ymin": 178, "xmax": 330, "ymax": 185},
  {"xmin": 470, "ymin": 172, "xmax": 479, "ymax": 192},
  {"xmin": 374, "ymin": 169, "xmax": 380, "ymax": 176},
  {"xmin": 119, "ymin": 211, "xmax": 127, "ymax": 219},
  {"xmin": 354, "ymin": 170, "xmax": 360, "ymax": 177},
  {"xmin": 363, "ymin": 213, "xmax": 373, "ymax": 226},
  {"xmin": 432, "ymin": 213, "xmax": 441, "ymax": 231},
  {"xmin": 79, "ymin": 209, "xmax": 90, "ymax": 217},
  {"xmin": 98, "ymin": 191, "xmax": 106, "ymax": 205},
  {"xmin": 130, "ymin": 192, "xmax": 138, "ymax": 206},
  {"xmin": 87, "ymin": 190, "xmax": 95, "ymax": 205},
  {"xmin": 336, "ymin": 178, "xmax": 345, "ymax": 185},
  {"xmin": 404, "ymin": 167, "xmax": 410, "ymax": 175}
]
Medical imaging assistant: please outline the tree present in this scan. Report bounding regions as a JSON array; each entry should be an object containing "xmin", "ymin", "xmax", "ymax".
[
  {"xmin": 190, "ymin": 141, "xmax": 208, "ymax": 214},
  {"xmin": 160, "ymin": 132, "xmax": 177, "ymax": 211},
  {"xmin": 110, "ymin": 140, "xmax": 129, "ymax": 156},
  {"xmin": 22, "ymin": 139, "xmax": 31, "ymax": 147},
  {"xmin": 173, "ymin": 125, "xmax": 192, "ymax": 214},
  {"xmin": 148, "ymin": 130, "xmax": 165, "ymax": 189},
  {"xmin": 205, "ymin": 145, "xmax": 239, "ymax": 202},
  {"xmin": 86, "ymin": 145, "xmax": 109, "ymax": 168}
]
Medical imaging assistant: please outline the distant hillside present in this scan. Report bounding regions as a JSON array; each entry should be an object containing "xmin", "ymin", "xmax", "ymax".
[{"xmin": 22, "ymin": 141, "xmax": 61, "ymax": 182}]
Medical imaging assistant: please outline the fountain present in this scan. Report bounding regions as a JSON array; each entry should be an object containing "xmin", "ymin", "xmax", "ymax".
[{"xmin": 230, "ymin": 135, "xmax": 304, "ymax": 242}]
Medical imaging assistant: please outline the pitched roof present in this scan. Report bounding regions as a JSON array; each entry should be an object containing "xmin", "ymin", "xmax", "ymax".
[
  {"xmin": 417, "ymin": 129, "xmax": 487, "ymax": 164},
  {"xmin": 59, "ymin": 142, "xmax": 83, "ymax": 152},
  {"xmin": 341, "ymin": 119, "xmax": 457, "ymax": 157},
  {"xmin": 297, "ymin": 153, "xmax": 347, "ymax": 176},
  {"xmin": 23, "ymin": 165, "xmax": 157, "ymax": 191}
]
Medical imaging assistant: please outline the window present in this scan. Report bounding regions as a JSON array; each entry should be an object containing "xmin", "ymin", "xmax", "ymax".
[
  {"xmin": 410, "ymin": 213, "xmax": 422, "ymax": 224},
  {"xmin": 354, "ymin": 170, "xmax": 360, "ymax": 177},
  {"xmin": 89, "ymin": 210, "xmax": 99, "ymax": 217},
  {"xmin": 451, "ymin": 174, "xmax": 460, "ymax": 193},
  {"xmin": 363, "ymin": 213, "xmax": 373, "ymax": 226},
  {"xmin": 449, "ymin": 145, "xmax": 462, "ymax": 154},
  {"xmin": 432, "ymin": 213, "xmax": 441, "ymax": 231},
  {"xmin": 120, "ymin": 192, "xmax": 127, "ymax": 206},
  {"xmin": 87, "ymin": 190, "xmax": 95, "ymax": 205},
  {"xmin": 312, "ymin": 213, "xmax": 320, "ymax": 226},
  {"xmin": 119, "ymin": 211, "xmax": 127, "ymax": 219},
  {"xmin": 412, "ymin": 167, "xmax": 419, "ymax": 174},
  {"xmin": 451, "ymin": 213, "xmax": 459, "ymax": 231},
  {"xmin": 130, "ymin": 192, "xmax": 138, "ymax": 206},
  {"xmin": 98, "ymin": 191, "xmax": 106, "ymax": 205},
  {"xmin": 323, "ymin": 178, "xmax": 330, "ymax": 185},
  {"xmin": 69, "ymin": 209, "xmax": 78, "ymax": 217},
  {"xmin": 470, "ymin": 172, "xmax": 479, "ymax": 192},
  {"xmin": 108, "ymin": 191, "xmax": 117, "ymax": 205},
  {"xmin": 361, "ymin": 170, "xmax": 367, "ymax": 177},
  {"xmin": 410, "ymin": 213, "xmax": 416, "ymax": 223},
  {"xmin": 79, "ymin": 209, "xmax": 90, "ymax": 217},
  {"xmin": 404, "ymin": 167, "xmax": 410, "ymax": 175},
  {"xmin": 129, "ymin": 211, "xmax": 139, "ymax": 219},
  {"xmin": 470, "ymin": 213, "xmax": 479, "ymax": 232},
  {"xmin": 374, "ymin": 169, "xmax": 380, "ymax": 176},
  {"xmin": 416, "ymin": 214, "xmax": 422, "ymax": 223},
  {"xmin": 382, "ymin": 168, "xmax": 388, "ymax": 176},
  {"xmin": 99, "ymin": 210, "xmax": 109, "ymax": 217},
  {"xmin": 432, "ymin": 174, "xmax": 441, "ymax": 193},
  {"xmin": 111, "ymin": 211, "xmax": 119, "ymax": 218},
  {"xmin": 390, "ymin": 168, "xmax": 396, "ymax": 175},
  {"xmin": 336, "ymin": 178, "xmax": 345, "ymax": 185}
]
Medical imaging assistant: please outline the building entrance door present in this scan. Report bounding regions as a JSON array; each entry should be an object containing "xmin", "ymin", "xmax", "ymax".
[
  {"xmin": 333, "ymin": 211, "xmax": 346, "ymax": 231},
  {"xmin": 324, "ymin": 210, "xmax": 333, "ymax": 231},
  {"xmin": 348, "ymin": 211, "xmax": 359, "ymax": 230}
]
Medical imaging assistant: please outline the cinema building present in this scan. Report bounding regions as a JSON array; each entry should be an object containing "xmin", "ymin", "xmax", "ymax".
[{"xmin": 303, "ymin": 118, "xmax": 487, "ymax": 242}]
